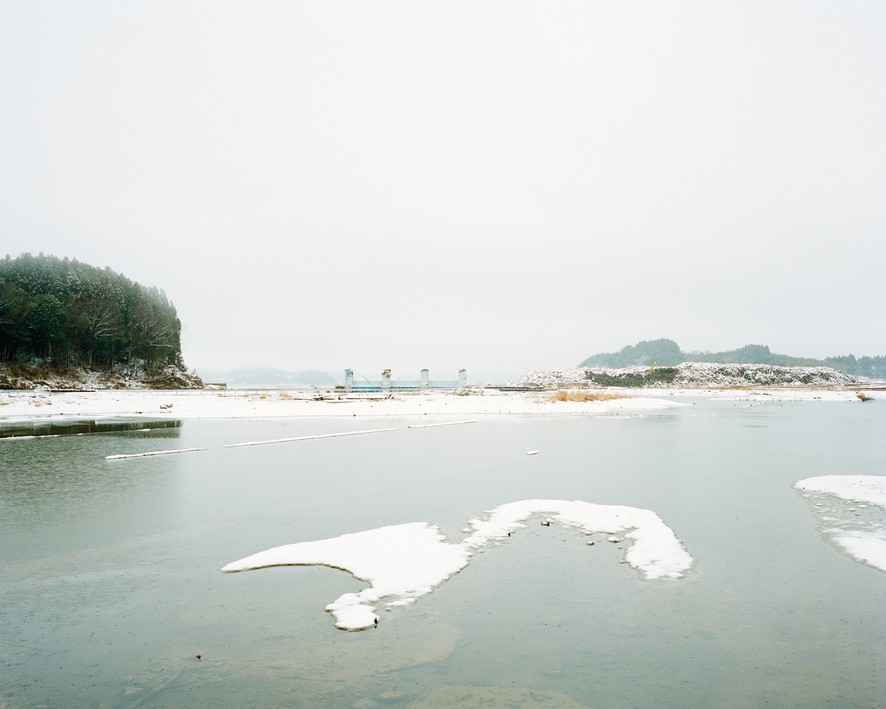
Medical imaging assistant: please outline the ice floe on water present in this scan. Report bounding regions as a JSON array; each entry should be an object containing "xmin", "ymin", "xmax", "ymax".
[
  {"xmin": 795, "ymin": 475, "xmax": 886, "ymax": 507},
  {"xmin": 223, "ymin": 523, "xmax": 471, "ymax": 630},
  {"xmin": 105, "ymin": 447, "xmax": 206, "ymax": 460},
  {"xmin": 461, "ymin": 500, "xmax": 694, "ymax": 580},
  {"xmin": 222, "ymin": 499, "xmax": 694, "ymax": 630},
  {"xmin": 795, "ymin": 475, "xmax": 886, "ymax": 573}
]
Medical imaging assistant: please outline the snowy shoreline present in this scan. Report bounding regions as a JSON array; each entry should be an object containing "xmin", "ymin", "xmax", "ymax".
[
  {"xmin": 0, "ymin": 382, "xmax": 880, "ymax": 426},
  {"xmin": 2, "ymin": 386, "xmax": 881, "ymax": 427}
]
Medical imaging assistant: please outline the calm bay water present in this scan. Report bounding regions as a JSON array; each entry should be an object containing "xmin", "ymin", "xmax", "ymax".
[{"xmin": 1, "ymin": 398, "xmax": 885, "ymax": 707}]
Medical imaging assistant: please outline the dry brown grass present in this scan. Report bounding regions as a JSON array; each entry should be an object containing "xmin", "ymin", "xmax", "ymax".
[
  {"xmin": 857, "ymin": 392, "xmax": 873, "ymax": 402},
  {"xmin": 550, "ymin": 390, "xmax": 630, "ymax": 403}
]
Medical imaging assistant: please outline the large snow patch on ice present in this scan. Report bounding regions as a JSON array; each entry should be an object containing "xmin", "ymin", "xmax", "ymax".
[{"xmin": 222, "ymin": 499, "xmax": 694, "ymax": 630}]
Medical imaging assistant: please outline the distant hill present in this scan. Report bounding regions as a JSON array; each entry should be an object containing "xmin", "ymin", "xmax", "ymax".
[
  {"xmin": 579, "ymin": 338, "xmax": 886, "ymax": 379},
  {"xmin": 198, "ymin": 368, "xmax": 337, "ymax": 389}
]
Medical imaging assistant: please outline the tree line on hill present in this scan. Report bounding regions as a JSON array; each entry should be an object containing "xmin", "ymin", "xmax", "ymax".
[
  {"xmin": 580, "ymin": 338, "xmax": 886, "ymax": 379},
  {"xmin": 0, "ymin": 253, "xmax": 186, "ymax": 375}
]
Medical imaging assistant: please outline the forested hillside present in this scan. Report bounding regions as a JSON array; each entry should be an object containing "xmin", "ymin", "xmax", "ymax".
[
  {"xmin": 580, "ymin": 338, "xmax": 886, "ymax": 379},
  {"xmin": 0, "ymin": 253, "xmax": 195, "ymax": 383}
]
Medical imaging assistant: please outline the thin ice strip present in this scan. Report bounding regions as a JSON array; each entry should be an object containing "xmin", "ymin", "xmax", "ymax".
[
  {"xmin": 223, "ymin": 427, "xmax": 398, "ymax": 448},
  {"xmin": 106, "ymin": 447, "xmax": 206, "ymax": 460},
  {"xmin": 408, "ymin": 420, "xmax": 477, "ymax": 429}
]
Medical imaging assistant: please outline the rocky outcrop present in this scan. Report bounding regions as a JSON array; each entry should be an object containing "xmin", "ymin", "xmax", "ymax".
[
  {"xmin": 512, "ymin": 362, "xmax": 866, "ymax": 389},
  {"xmin": 0, "ymin": 362, "xmax": 203, "ymax": 390}
]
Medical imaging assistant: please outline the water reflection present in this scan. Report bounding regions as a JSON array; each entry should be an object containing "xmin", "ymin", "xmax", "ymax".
[
  {"xmin": 0, "ymin": 422, "xmax": 185, "ymax": 561},
  {"xmin": 0, "ymin": 417, "xmax": 181, "ymax": 438}
]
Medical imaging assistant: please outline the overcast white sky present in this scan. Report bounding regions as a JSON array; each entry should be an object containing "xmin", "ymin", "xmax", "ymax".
[{"xmin": 2, "ymin": 1, "xmax": 884, "ymax": 380}]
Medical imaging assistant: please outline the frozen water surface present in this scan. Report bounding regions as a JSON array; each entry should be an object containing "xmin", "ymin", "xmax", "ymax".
[{"xmin": 3, "ymin": 395, "xmax": 885, "ymax": 707}]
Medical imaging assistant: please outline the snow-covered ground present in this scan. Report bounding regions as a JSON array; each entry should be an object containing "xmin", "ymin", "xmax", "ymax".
[
  {"xmin": 0, "ymin": 380, "xmax": 879, "ymax": 427},
  {"xmin": 222, "ymin": 499, "xmax": 694, "ymax": 630},
  {"xmin": 0, "ymin": 388, "xmax": 686, "ymax": 423}
]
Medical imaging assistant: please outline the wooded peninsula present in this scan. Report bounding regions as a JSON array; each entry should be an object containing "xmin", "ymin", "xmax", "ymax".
[{"xmin": 0, "ymin": 253, "xmax": 198, "ymax": 388}]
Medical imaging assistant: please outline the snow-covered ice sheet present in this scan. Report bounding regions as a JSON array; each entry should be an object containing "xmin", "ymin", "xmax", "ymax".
[
  {"xmin": 795, "ymin": 475, "xmax": 886, "ymax": 507},
  {"xmin": 795, "ymin": 475, "xmax": 886, "ymax": 572},
  {"xmin": 222, "ymin": 499, "xmax": 694, "ymax": 631},
  {"xmin": 461, "ymin": 499, "xmax": 694, "ymax": 580}
]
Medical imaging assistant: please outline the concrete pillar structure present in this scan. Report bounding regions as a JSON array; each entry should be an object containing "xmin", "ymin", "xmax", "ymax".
[
  {"xmin": 420, "ymin": 369, "xmax": 429, "ymax": 388},
  {"xmin": 382, "ymin": 369, "xmax": 392, "ymax": 391},
  {"xmin": 458, "ymin": 368, "xmax": 467, "ymax": 388},
  {"xmin": 344, "ymin": 368, "xmax": 353, "ymax": 392}
]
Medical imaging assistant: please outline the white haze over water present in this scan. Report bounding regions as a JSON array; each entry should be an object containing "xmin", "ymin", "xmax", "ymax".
[{"xmin": 2, "ymin": 1, "xmax": 885, "ymax": 377}]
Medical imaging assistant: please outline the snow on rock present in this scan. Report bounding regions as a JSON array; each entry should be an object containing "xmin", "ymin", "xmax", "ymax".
[
  {"xmin": 671, "ymin": 362, "xmax": 862, "ymax": 388},
  {"xmin": 512, "ymin": 362, "xmax": 865, "ymax": 389},
  {"xmin": 222, "ymin": 499, "xmax": 694, "ymax": 630},
  {"xmin": 511, "ymin": 369, "xmax": 589, "ymax": 389},
  {"xmin": 0, "ymin": 362, "xmax": 201, "ymax": 391}
]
